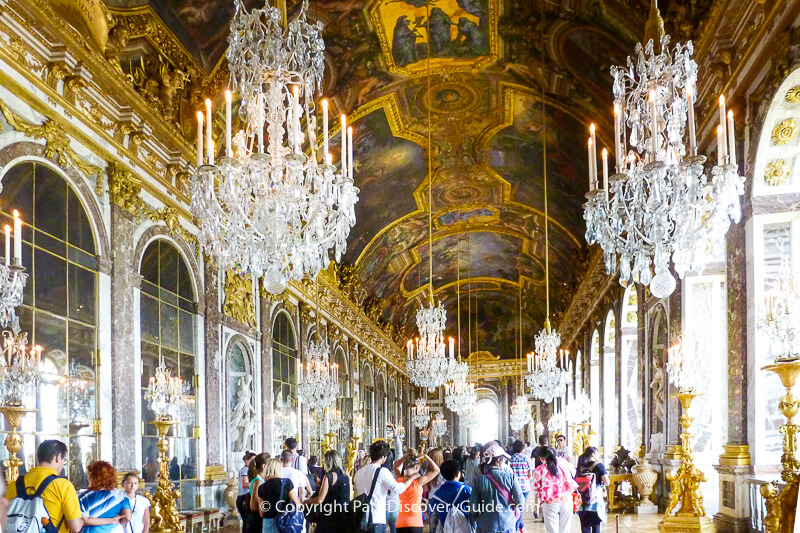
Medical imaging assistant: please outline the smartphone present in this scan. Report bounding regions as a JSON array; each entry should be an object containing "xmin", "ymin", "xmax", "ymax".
[{"xmin": 385, "ymin": 424, "xmax": 393, "ymax": 440}]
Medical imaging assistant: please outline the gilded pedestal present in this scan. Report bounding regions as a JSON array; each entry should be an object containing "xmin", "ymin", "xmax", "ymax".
[
  {"xmin": 143, "ymin": 419, "xmax": 184, "ymax": 533},
  {"xmin": 322, "ymin": 432, "xmax": 337, "ymax": 454},
  {"xmin": 760, "ymin": 360, "xmax": 800, "ymax": 533},
  {"xmin": 659, "ymin": 392, "xmax": 715, "ymax": 533},
  {"xmin": 0, "ymin": 404, "xmax": 33, "ymax": 483}
]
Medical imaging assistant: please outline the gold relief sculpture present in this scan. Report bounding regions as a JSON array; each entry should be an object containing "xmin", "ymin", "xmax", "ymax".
[
  {"xmin": 222, "ymin": 270, "xmax": 256, "ymax": 329},
  {"xmin": 772, "ymin": 118, "xmax": 799, "ymax": 146},
  {"xmin": 149, "ymin": 206, "xmax": 197, "ymax": 246},
  {"xmin": 761, "ymin": 360, "xmax": 800, "ymax": 533},
  {"xmin": 107, "ymin": 162, "xmax": 145, "ymax": 213},
  {"xmin": 46, "ymin": 0, "xmax": 108, "ymax": 52},
  {"xmin": 786, "ymin": 86, "xmax": 800, "ymax": 104},
  {"xmin": 0, "ymin": 98, "xmax": 102, "ymax": 181},
  {"xmin": 761, "ymin": 482, "xmax": 781, "ymax": 533},
  {"xmin": 765, "ymin": 159, "xmax": 790, "ymax": 186}
]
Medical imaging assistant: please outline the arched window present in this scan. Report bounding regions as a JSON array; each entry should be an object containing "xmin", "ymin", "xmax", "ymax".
[
  {"xmin": 389, "ymin": 378, "xmax": 397, "ymax": 425},
  {"xmin": 139, "ymin": 239, "xmax": 198, "ymax": 509},
  {"xmin": 589, "ymin": 330, "xmax": 600, "ymax": 437},
  {"xmin": 0, "ymin": 161, "xmax": 99, "ymax": 488},
  {"xmin": 620, "ymin": 287, "xmax": 641, "ymax": 451},
  {"xmin": 229, "ymin": 342, "xmax": 257, "ymax": 456},
  {"xmin": 272, "ymin": 312, "xmax": 298, "ymax": 445},
  {"xmin": 749, "ymin": 70, "xmax": 800, "ymax": 466},
  {"xmin": 603, "ymin": 310, "xmax": 618, "ymax": 452},
  {"xmin": 471, "ymin": 388, "xmax": 499, "ymax": 444},
  {"xmin": 362, "ymin": 363, "xmax": 374, "ymax": 443},
  {"xmin": 376, "ymin": 374, "xmax": 386, "ymax": 433}
]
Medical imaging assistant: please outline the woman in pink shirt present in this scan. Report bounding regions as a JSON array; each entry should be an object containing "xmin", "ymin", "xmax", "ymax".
[{"xmin": 532, "ymin": 447, "xmax": 577, "ymax": 533}]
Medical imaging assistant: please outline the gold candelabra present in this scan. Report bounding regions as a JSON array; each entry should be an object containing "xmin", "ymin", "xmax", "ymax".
[
  {"xmin": 142, "ymin": 418, "xmax": 184, "ymax": 533},
  {"xmin": 322, "ymin": 432, "xmax": 337, "ymax": 454},
  {"xmin": 0, "ymin": 404, "xmax": 33, "ymax": 483},
  {"xmin": 345, "ymin": 435, "xmax": 361, "ymax": 476},
  {"xmin": 760, "ymin": 360, "xmax": 800, "ymax": 533},
  {"xmin": 571, "ymin": 422, "xmax": 596, "ymax": 456},
  {"xmin": 659, "ymin": 391, "xmax": 714, "ymax": 533}
]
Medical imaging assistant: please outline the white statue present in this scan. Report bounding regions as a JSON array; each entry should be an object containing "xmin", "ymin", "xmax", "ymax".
[
  {"xmin": 650, "ymin": 354, "xmax": 666, "ymax": 427},
  {"xmin": 230, "ymin": 375, "xmax": 257, "ymax": 451}
]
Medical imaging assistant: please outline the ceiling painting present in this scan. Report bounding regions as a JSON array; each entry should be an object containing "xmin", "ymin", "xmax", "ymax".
[
  {"xmin": 368, "ymin": 0, "xmax": 499, "ymax": 76},
  {"xmin": 554, "ymin": 25, "xmax": 630, "ymax": 102}
]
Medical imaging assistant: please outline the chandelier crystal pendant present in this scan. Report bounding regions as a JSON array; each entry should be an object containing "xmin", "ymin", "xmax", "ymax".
[
  {"xmin": 462, "ymin": 404, "xmax": 479, "ymax": 430},
  {"xmin": 583, "ymin": 33, "xmax": 744, "ymax": 298},
  {"xmin": 760, "ymin": 262, "xmax": 800, "ymax": 362},
  {"xmin": 431, "ymin": 412, "xmax": 447, "ymax": 438},
  {"xmin": 411, "ymin": 396, "xmax": 430, "ymax": 429},
  {"xmin": 191, "ymin": 0, "xmax": 359, "ymax": 293},
  {"xmin": 566, "ymin": 388, "xmax": 592, "ymax": 425},
  {"xmin": 526, "ymin": 348, "xmax": 570, "ymax": 404},
  {"xmin": 0, "ymin": 319, "xmax": 41, "ymax": 407},
  {"xmin": 666, "ymin": 335, "xmax": 701, "ymax": 392},
  {"xmin": 509, "ymin": 394, "xmax": 532, "ymax": 432},
  {"xmin": 144, "ymin": 359, "xmax": 186, "ymax": 420},
  {"xmin": 297, "ymin": 338, "xmax": 340, "ymax": 410},
  {"xmin": 0, "ymin": 212, "xmax": 27, "ymax": 329},
  {"xmin": 547, "ymin": 413, "xmax": 565, "ymax": 435},
  {"xmin": 444, "ymin": 362, "xmax": 476, "ymax": 414}
]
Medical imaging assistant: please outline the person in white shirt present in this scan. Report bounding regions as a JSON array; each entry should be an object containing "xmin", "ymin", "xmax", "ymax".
[
  {"xmin": 353, "ymin": 441, "xmax": 419, "ymax": 533},
  {"xmin": 284, "ymin": 438, "xmax": 308, "ymax": 474},
  {"xmin": 120, "ymin": 473, "xmax": 150, "ymax": 533},
  {"xmin": 280, "ymin": 450, "xmax": 312, "ymax": 501}
]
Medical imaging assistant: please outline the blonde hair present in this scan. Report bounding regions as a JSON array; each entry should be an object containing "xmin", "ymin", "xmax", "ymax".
[
  {"xmin": 323, "ymin": 450, "xmax": 343, "ymax": 473},
  {"xmin": 264, "ymin": 457, "xmax": 283, "ymax": 479},
  {"xmin": 429, "ymin": 448, "xmax": 444, "ymax": 467}
]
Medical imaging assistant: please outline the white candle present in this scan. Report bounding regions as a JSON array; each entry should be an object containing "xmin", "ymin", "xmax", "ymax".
[
  {"xmin": 13, "ymin": 210, "xmax": 21, "ymax": 263},
  {"xmin": 326, "ymin": 152, "xmax": 333, "ymax": 165},
  {"xmin": 196, "ymin": 111, "xmax": 204, "ymax": 167},
  {"xmin": 718, "ymin": 95, "xmax": 727, "ymax": 162},
  {"xmin": 4, "ymin": 225, "xmax": 9, "ymax": 266},
  {"xmin": 205, "ymin": 99, "xmax": 213, "ymax": 164},
  {"xmin": 340, "ymin": 115, "xmax": 347, "ymax": 175},
  {"xmin": 686, "ymin": 89, "xmax": 696, "ymax": 156},
  {"xmin": 613, "ymin": 104, "xmax": 621, "ymax": 173},
  {"xmin": 348, "ymin": 126, "xmax": 354, "ymax": 180},
  {"xmin": 649, "ymin": 89, "xmax": 658, "ymax": 158},
  {"xmin": 587, "ymin": 138, "xmax": 594, "ymax": 191},
  {"xmin": 589, "ymin": 123, "xmax": 597, "ymax": 186},
  {"xmin": 717, "ymin": 125, "xmax": 724, "ymax": 167},
  {"xmin": 225, "ymin": 90, "xmax": 232, "ymax": 157},
  {"xmin": 407, "ymin": 340, "xmax": 412, "ymax": 359},
  {"xmin": 322, "ymin": 99, "xmax": 329, "ymax": 161},
  {"xmin": 602, "ymin": 148, "xmax": 609, "ymax": 194},
  {"xmin": 727, "ymin": 110, "xmax": 736, "ymax": 168}
]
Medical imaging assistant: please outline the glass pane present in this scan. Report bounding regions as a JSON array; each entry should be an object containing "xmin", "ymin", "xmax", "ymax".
[
  {"xmin": 36, "ymin": 374, "xmax": 68, "ymax": 435},
  {"xmin": 159, "ymin": 244, "xmax": 179, "ymax": 296},
  {"xmin": 140, "ymin": 243, "xmax": 159, "ymax": 286},
  {"xmin": 180, "ymin": 480, "xmax": 197, "ymax": 510},
  {"xmin": 35, "ymin": 230, "xmax": 66, "ymax": 257},
  {"xmin": 68, "ymin": 435, "xmax": 95, "ymax": 490},
  {"xmin": 179, "ymin": 310, "xmax": 195, "ymax": 354},
  {"xmin": 36, "ymin": 313, "xmax": 67, "ymax": 375},
  {"xmin": 177, "ymin": 257, "xmax": 194, "ymax": 302},
  {"xmin": 142, "ymin": 437, "xmax": 159, "ymax": 482},
  {"xmin": 34, "ymin": 248, "xmax": 67, "ymax": 315},
  {"xmin": 764, "ymin": 222, "xmax": 792, "ymax": 288},
  {"xmin": 142, "ymin": 389, "xmax": 157, "ymax": 437},
  {"xmin": 68, "ymin": 264, "xmax": 96, "ymax": 324},
  {"xmin": 179, "ymin": 355, "xmax": 195, "ymax": 394},
  {"xmin": 22, "ymin": 242, "xmax": 33, "ymax": 307},
  {"xmin": 67, "ymin": 246, "xmax": 97, "ymax": 271},
  {"xmin": 230, "ymin": 345, "xmax": 246, "ymax": 373},
  {"xmin": 141, "ymin": 295, "xmax": 159, "ymax": 344},
  {"xmin": 160, "ymin": 303, "xmax": 178, "ymax": 349},
  {"xmin": 67, "ymin": 188, "xmax": 95, "ymax": 254},
  {"xmin": 162, "ymin": 348, "xmax": 179, "ymax": 375},
  {"xmin": 68, "ymin": 321, "xmax": 94, "ymax": 371},
  {"xmin": 0, "ymin": 163, "xmax": 34, "ymax": 222},
  {"xmin": 34, "ymin": 165, "xmax": 67, "ymax": 241},
  {"xmin": 141, "ymin": 342, "xmax": 159, "ymax": 388}
]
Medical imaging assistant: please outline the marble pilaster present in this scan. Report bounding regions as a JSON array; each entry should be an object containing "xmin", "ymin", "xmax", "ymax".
[
  {"xmin": 110, "ymin": 204, "xmax": 139, "ymax": 470},
  {"xmin": 261, "ymin": 299, "xmax": 275, "ymax": 452},
  {"xmin": 204, "ymin": 262, "xmax": 223, "ymax": 467}
]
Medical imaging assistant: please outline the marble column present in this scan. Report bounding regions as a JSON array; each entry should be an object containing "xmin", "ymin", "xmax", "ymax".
[
  {"xmin": 203, "ymin": 262, "xmax": 223, "ymax": 467},
  {"xmin": 498, "ymin": 378, "xmax": 509, "ymax": 442},
  {"xmin": 261, "ymin": 298, "xmax": 275, "ymax": 453},
  {"xmin": 110, "ymin": 204, "xmax": 139, "ymax": 470}
]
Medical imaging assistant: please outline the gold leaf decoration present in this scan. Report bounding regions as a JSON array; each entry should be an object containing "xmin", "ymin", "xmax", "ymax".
[
  {"xmin": 786, "ymin": 86, "xmax": 800, "ymax": 104},
  {"xmin": 222, "ymin": 270, "xmax": 256, "ymax": 328},
  {"xmin": 771, "ymin": 118, "xmax": 798, "ymax": 146},
  {"xmin": 764, "ymin": 159, "xmax": 790, "ymax": 186}
]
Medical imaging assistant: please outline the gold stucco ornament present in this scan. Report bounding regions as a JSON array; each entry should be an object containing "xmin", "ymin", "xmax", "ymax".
[
  {"xmin": 786, "ymin": 86, "xmax": 800, "ymax": 104},
  {"xmin": 223, "ymin": 270, "xmax": 256, "ymax": 328},
  {"xmin": 765, "ymin": 159, "xmax": 790, "ymax": 186},
  {"xmin": 772, "ymin": 118, "xmax": 798, "ymax": 146}
]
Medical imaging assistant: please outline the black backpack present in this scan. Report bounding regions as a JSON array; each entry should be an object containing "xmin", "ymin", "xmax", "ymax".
[{"xmin": 349, "ymin": 468, "xmax": 381, "ymax": 533}]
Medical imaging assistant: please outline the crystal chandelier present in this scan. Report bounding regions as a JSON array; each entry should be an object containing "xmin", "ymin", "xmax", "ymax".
[
  {"xmin": 566, "ymin": 388, "xmax": 591, "ymax": 425},
  {"xmin": 0, "ymin": 212, "xmax": 26, "ymax": 328},
  {"xmin": 667, "ymin": 335, "xmax": 701, "ymax": 392},
  {"xmin": 297, "ymin": 338, "xmax": 340, "ymax": 410},
  {"xmin": 547, "ymin": 413, "xmax": 565, "ymax": 435},
  {"xmin": 583, "ymin": 30, "xmax": 744, "ymax": 298},
  {"xmin": 431, "ymin": 412, "xmax": 447, "ymax": 438},
  {"xmin": 444, "ymin": 361, "xmax": 476, "ymax": 414},
  {"xmin": 273, "ymin": 390, "xmax": 297, "ymax": 438},
  {"xmin": 509, "ymin": 395, "xmax": 532, "ymax": 432},
  {"xmin": 419, "ymin": 427, "xmax": 430, "ymax": 443},
  {"xmin": 462, "ymin": 404, "xmax": 479, "ymax": 430},
  {"xmin": 526, "ymin": 348, "xmax": 570, "ymax": 404},
  {"xmin": 191, "ymin": 0, "xmax": 359, "ymax": 293},
  {"xmin": 406, "ymin": 303, "xmax": 459, "ymax": 390},
  {"xmin": 144, "ymin": 359, "xmax": 185, "ymax": 420},
  {"xmin": 0, "ymin": 320, "xmax": 41, "ymax": 407},
  {"xmin": 760, "ymin": 262, "xmax": 800, "ymax": 362},
  {"xmin": 323, "ymin": 406, "xmax": 342, "ymax": 432},
  {"xmin": 411, "ymin": 396, "xmax": 430, "ymax": 429},
  {"xmin": 352, "ymin": 401, "xmax": 365, "ymax": 438}
]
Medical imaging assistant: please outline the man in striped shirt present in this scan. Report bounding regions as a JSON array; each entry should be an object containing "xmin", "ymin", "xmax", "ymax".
[{"xmin": 508, "ymin": 440, "xmax": 533, "ymax": 533}]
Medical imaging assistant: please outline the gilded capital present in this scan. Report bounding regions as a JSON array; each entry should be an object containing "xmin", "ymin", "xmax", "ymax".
[
  {"xmin": 222, "ymin": 270, "xmax": 256, "ymax": 329},
  {"xmin": 107, "ymin": 162, "xmax": 144, "ymax": 213}
]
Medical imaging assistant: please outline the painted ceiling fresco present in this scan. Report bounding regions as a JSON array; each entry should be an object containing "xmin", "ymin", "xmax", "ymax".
[{"xmin": 97, "ymin": 0, "xmax": 717, "ymax": 359}]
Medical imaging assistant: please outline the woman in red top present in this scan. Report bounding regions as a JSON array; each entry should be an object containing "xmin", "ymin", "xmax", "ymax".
[
  {"xmin": 392, "ymin": 452, "xmax": 440, "ymax": 533},
  {"xmin": 532, "ymin": 447, "xmax": 578, "ymax": 533}
]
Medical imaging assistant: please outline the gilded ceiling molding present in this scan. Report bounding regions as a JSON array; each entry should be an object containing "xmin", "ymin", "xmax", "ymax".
[
  {"xmin": 0, "ymin": 97, "xmax": 102, "ymax": 181},
  {"xmin": 222, "ymin": 270, "xmax": 256, "ymax": 329}
]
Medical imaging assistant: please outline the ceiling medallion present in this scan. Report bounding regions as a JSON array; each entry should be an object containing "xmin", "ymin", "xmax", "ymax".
[
  {"xmin": 583, "ymin": 33, "xmax": 744, "ymax": 298},
  {"xmin": 772, "ymin": 118, "xmax": 798, "ymax": 146},
  {"xmin": 764, "ymin": 159, "xmax": 790, "ymax": 186},
  {"xmin": 190, "ymin": 0, "xmax": 359, "ymax": 293}
]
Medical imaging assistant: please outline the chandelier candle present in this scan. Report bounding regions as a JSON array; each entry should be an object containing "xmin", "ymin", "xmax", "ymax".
[
  {"xmin": 340, "ymin": 115, "xmax": 347, "ymax": 174},
  {"xmin": 613, "ymin": 104, "xmax": 622, "ymax": 172},
  {"xmin": 196, "ymin": 112, "xmax": 203, "ymax": 167},
  {"xmin": 590, "ymin": 123, "xmax": 597, "ymax": 185},
  {"xmin": 12, "ymin": 211, "xmax": 20, "ymax": 263},
  {"xmin": 4, "ymin": 225, "xmax": 9, "ymax": 267},
  {"xmin": 348, "ymin": 126, "xmax": 354, "ymax": 180},
  {"xmin": 205, "ymin": 98, "xmax": 213, "ymax": 164},
  {"xmin": 225, "ymin": 90, "xmax": 232, "ymax": 157},
  {"xmin": 587, "ymin": 138, "xmax": 595, "ymax": 191},
  {"xmin": 718, "ymin": 95, "xmax": 727, "ymax": 161},
  {"xmin": 602, "ymin": 148, "xmax": 609, "ymax": 197},
  {"xmin": 322, "ymin": 99, "xmax": 328, "ymax": 157},
  {"xmin": 687, "ymin": 89, "xmax": 697, "ymax": 155},
  {"xmin": 727, "ymin": 110, "xmax": 736, "ymax": 166}
]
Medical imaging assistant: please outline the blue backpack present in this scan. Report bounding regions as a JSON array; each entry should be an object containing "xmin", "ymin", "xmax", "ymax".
[{"xmin": 275, "ymin": 479, "xmax": 304, "ymax": 533}]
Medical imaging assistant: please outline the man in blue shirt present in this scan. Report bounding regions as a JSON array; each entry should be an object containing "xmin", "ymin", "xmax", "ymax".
[{"xmin": 430, "ymin": 459, "xmax": 471, "ymax": 526}]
